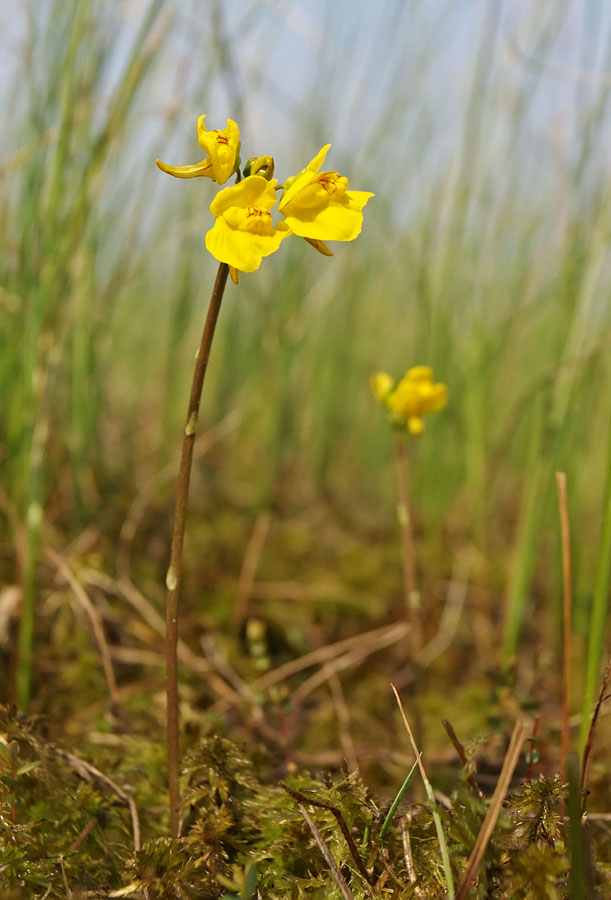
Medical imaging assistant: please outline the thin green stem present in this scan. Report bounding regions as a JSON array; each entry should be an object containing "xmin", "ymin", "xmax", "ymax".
[{"xmin": 166, "ymin": 261, "xmax": 229, "ymax": 838}]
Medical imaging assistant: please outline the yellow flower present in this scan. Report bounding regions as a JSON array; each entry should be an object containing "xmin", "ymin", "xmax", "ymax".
[
  {"xmin": 205, "ymin": 175, "xmax": 291, "ymax": 275},
  {"xmin": 278, "ymin": 145, "xmax": 373, "ymax": 251},
  {"xmin": 371, "ymin": 371, "xmax": 395, "ymax": 403},
  {"xmin": 373, "ymin": 366, "xmax": 447, "ymax": 435},
  {"xmin": 156, "ymin": 115, "xmax": 240, "ymax": 185}
]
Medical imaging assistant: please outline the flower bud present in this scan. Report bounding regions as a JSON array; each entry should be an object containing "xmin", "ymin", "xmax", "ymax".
[{"xmin": 243, "ymin": 155, "xmax": 275, "ymax": 180}]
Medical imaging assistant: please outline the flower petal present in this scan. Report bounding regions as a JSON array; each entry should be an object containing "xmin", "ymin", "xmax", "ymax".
[
  {"xmin": 404, "ymin": 365, "xmax": 434, "ymax": 383},
  {"xmin": 156, "ymin": 157, "xmax": 214, "ymax": 179},
  {"xmin": 282, "ymin": 191, "xmax": 373, "ymax": 242},
  {"xmin": 205, "ymin": 218, "xmax": 291, "ymax": 272},
  {"xmin": 428, "ymin": 383, "xmax": 448, "ymax": 412},
  {"xmin": 197, "ymin": 115, "xmax": 240, "ymax": 184},
  {"xmin": 210, "ymin": 176, "xmax": 278, "ymax": 216},
  {"xmin": 278, "ymin": 145, "xmax": 331, "ymax": 210},
  {"xmin": 371, "ymin": 372, "xmax": 395, "ymax": 402}
]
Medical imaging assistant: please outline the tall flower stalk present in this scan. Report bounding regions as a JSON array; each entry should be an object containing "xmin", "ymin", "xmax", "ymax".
[
  {"xmin": 164, "ymin": 261, "xmax": 229, "ymax": 837},
  {"xmin": 372, "ymin": 366, "xmax": 447, "ymax": 643},
  {"xmin": 395, "ymin": 433, "xmax": 421, "ymax": 648},
  {"xmin": 157, "ymin": 116, "xmax": 372, "ymax": 836}
]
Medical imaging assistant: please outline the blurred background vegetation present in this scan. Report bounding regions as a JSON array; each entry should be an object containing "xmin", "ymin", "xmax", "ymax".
[{"xmin": 0, "ymin": 0, "xmax": 609, "ymax": 764}]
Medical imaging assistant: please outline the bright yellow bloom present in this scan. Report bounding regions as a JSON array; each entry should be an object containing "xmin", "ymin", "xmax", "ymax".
[
  {"xmin": 278, "ymin": 145, "xmax": 373, "ymax": 248},
  {"xmin": 373, "ymin": 366, "xmax": 447, "ymax": 435},
  {"xmin": 205, "ymin": 175, "xmax": 291, "ymax": 275},
  {"xmin": 371, "ymin": 371, "xmax": 395, "ymax": 403},
  {"xmin": 156, "ymin": 115, "xmax": 240, "ymax": 185}
]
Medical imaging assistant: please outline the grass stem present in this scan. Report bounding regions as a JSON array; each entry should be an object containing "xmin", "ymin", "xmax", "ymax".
[
  {"xmin": 555, "ymin": 472, "xmax": 572, "ymax": 784},
  {"xmin": 391, "ymin": 684, "xmax": 455, "ymax": 899}
]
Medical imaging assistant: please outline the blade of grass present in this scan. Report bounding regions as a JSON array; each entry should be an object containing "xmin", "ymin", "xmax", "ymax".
[
  {"xmin": 391, "ymin": 684, "xmax": 455, "ymax": 899},
  {"xmin": 379, "ymin": 756, "xmax": 420, "ymax": 840},
  {"xmin": 455, "ymin": 719, "xmax": 530, "ymax": 900},
  {"xmin": 555, "ymin": 471, "xmax": 572, "ymax": 784}
]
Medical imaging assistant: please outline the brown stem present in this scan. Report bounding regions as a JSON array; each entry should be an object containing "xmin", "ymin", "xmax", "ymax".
[
  {"xmin": 166, "ymin": 261, "xmax": 229, "ymax": 837},
  {"xmin": 395, "ymin": 435, "xmax": 420, "ymax": 648}
]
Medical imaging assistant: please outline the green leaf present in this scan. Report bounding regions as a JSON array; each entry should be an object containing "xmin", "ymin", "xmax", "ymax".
[
  {"xmin": 245, "ymin": 863, "xmax": 258, "ymax": 898},
  {"xmin": 16, "ymin": 760, "xmax": 42, "ymax": 776}
]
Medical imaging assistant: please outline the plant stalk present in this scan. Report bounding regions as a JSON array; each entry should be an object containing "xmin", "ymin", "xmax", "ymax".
[
  {"xmin": 395, "ymin": 434, "xmax": 421, "ymax": 648},
  {"xmin": 166, "ymin": 261, "xmax": 229, "ymax": 838}
]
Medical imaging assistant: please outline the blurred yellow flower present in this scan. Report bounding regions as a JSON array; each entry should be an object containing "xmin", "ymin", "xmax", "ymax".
[
  {"xmin": 205, "ymin": 175, "xmax": 291, "ymax": 275},
  {"xmin": 371, "ymin": 371, "xmax": 395, "ymax": 403},
  {"xmin": 278, "ymin": 145, "xmax": 373, "ymax": 251},
  {"xmin": 156, "ymin": 115, "xmax": 240, "ymax": 185},
  {"xmin": 373, "ymin": 366, "xmax": 447, "ymax": 435}
]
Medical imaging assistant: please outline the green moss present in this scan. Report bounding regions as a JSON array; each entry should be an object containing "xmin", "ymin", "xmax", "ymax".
[{"xmin": 3, "ymin": 711, "xmax": 607, "ymax": 898}]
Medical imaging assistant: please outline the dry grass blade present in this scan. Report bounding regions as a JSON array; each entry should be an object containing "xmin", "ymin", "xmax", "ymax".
[
  {"xmin": 83, "ymin": 570, "xmax": 244, "ymax": 706},
  {"xmin": 56, "ymin": 748, "xmax": 141, "ymax": 852},
  {"xmin": 455, "ymin": 719, "xmax": 530, "ymax": 900},
  {"xmin": 232, "ymin": 509, "xmax": 272, "ymax": 622},
  {"xmin": 297, "ymin": 802, "xmax": 355, "ymax": 900},
  {"xmin": 46, "ymin": 547, "xmax": 119, "ymax": 712},
  {"xmin": 328, "ymin": 671, "xmax": 358, "ymax": 772},
  {"xmin": 401, "ymin": 812, "xmax": 423, "ymax": 897},
  {"xmin": 254, "ymin": 622, "xmax": 410, "ymax": 693},
  {"xmin": 292, "ymin": 624, "xmax": 410, "ymax": 703},
  {"xmin": 391, "ymin": 684, "xmax": 455, "ymax": 898}
]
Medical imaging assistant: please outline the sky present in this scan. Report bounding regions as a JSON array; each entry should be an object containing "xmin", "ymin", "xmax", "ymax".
[{"xmin": 3, "ymin": 0, "xmax": 611, "ymax": 226}]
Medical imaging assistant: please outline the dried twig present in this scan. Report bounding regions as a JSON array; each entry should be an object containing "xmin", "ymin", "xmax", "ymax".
[{"xmin": 455, "ymin": 720, "xmax": 530, "ymax": 900}]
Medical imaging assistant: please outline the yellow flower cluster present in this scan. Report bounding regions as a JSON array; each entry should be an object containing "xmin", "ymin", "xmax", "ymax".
[
  {"xmin": 156, "ymin": 116, "xmax": 373, "ymax": 281},
  {"xmin": 372, "ymin": 366, "xmax": 447, "ymax": 435}
]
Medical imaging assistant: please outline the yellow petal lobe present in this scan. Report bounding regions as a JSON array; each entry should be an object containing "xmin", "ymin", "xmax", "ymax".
[
  {"xmin": 156, "ymin": 158, "xmax": 214, "ymax": 179},
  {"xmin": 279, "ymin": 147, "xmax": 373, "ymax": 243},
  {"xmin": 197, "ymin": 115, "xmax": 240, "ymax": 184}
]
